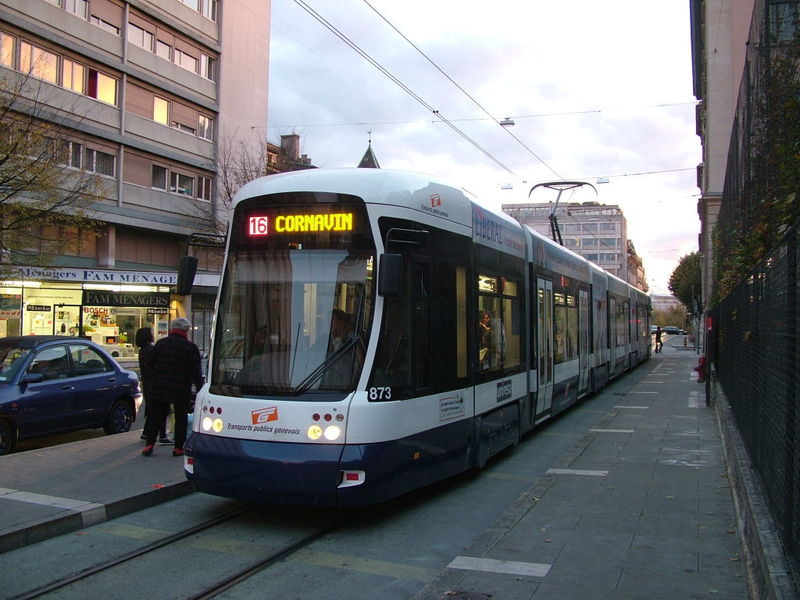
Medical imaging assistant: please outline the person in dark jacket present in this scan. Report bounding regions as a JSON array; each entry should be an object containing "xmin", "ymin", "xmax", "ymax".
[
  {"xmin": 141, "ymin": 317, "xmax": 204, "ymax": 457},
  {"xmin": 135, "ymin": 327, "xmax": 171, "ymax": 445}
]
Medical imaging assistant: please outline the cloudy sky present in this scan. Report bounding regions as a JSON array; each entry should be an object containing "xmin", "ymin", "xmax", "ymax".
[{"xmin": 266, "ymin": 0, "xmax": 700, "ymax": 295}]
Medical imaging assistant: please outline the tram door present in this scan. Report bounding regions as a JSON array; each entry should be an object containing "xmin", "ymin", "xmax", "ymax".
[
  {"xmin": 536, "ymin": 278, "xmax": 554, "ymax": 415},
  {"xmin": 578, "ymin": 290, "xmax": 590, "ymax": 394}
]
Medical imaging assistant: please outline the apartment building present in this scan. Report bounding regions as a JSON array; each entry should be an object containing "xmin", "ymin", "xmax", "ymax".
[
  {"xmin": 502, "ymin": 201, "xmax": 648, "ymax": 291},
  {"xmin": 0, "ymin": 0, "xmax": 269, "ymax": 354},
  {"xmin": 690, "ymin": 0, "xmax": 754, "ymax": 315}
]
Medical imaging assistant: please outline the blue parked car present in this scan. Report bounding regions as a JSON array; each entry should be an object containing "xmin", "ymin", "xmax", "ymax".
[{"xmin": 0, "ymin": 336, "xmax": 142, "ymax": 455}]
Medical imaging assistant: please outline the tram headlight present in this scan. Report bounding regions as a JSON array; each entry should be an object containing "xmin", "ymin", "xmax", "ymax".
[
  {"xmin": 307, "ymin": 424, "xmax": 323, "ymax": 440},
  {"xmin": 202, "ymin": 416, "xmax": 213, "ymax": 431},
  {"xmin": 212, "ymin": 418, "xmax": 224, "ymax": 433},
  {"xmin": 324, "ymin": 425, "xmax": 341, "ymax": 441}
]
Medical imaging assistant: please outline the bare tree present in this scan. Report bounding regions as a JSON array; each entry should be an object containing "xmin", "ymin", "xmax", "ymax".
[{"xmin": 0, "ymin": 72, "xmax": 107, "ymax": 270}]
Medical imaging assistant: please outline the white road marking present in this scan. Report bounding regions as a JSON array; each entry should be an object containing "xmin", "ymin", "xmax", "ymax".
[
  {"xmin": 546, "ymin": 468, "xmax": 608, "ymax": 476},
  {"xmin": 614, "ymin": 405, "xmax": 649, "ymax": 409},
  {"xmin": 590, "ymin": 429, "xmax": 634, "ymax": 434},
  {"xmin": 448, "ymin": 556, "xmax": 551, "ymax": 578},
  {"xmin": 0, "ymin": 488, "xmax": 107, "ymax": 526}
]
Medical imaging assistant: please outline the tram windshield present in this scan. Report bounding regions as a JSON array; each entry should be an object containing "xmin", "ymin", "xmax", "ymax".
[{"xmin": 209, "ymin": 196, "xmax": 375, "ymax": 397}]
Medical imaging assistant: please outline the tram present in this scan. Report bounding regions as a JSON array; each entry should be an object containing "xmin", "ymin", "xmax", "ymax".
[{"xmin": 184, "ymin": 168, "xmax": 650, "ymax": 506}]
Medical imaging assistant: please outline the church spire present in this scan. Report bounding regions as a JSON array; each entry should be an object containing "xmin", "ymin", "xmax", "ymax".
[{"xmin": 357, "ymin": 130, "xmax": 380, "ymax": 168}]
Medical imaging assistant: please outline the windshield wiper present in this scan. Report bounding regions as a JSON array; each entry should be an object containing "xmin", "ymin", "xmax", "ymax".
[{"xmin": 293, "ymin": 334, "xmax": 359, "ymax": 395}]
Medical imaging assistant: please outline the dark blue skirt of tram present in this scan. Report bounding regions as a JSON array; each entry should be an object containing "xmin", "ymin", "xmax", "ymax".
[{"xmin": 185, "ymin": 419, "xmax": 473, "ymax": 507}]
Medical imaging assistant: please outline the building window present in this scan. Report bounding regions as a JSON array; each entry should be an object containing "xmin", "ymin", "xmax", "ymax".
[
  {"xmin": 155, "ymin": 40, "xmax": 171, "ymax": 60},
  {"xmin": 200, "ymin": 55, "xmax": 216, "ymax": 81},
  {"xmin": 152, "ymin": 165, "xmax": 167, "ymax": 189},
  {"xmin": 85, "ymin": 148, "xmax": 115, "ymax": 176},
  {"xmin": 62, "ymin": 59, "xmax": 86, "ymax": 94},
  {"xmin": 90, "ymin": 16, "xmax": 120, "ymax": 36},
  {"xmin": 174, "ymin": 122, "xmax": 196, "ymax": 135},
  {"xmin": 20, "ymin": 42, "xmax": 58, "ymax": 84},
  {"xmin": 0, "ymin": 31, "xmax": 14, "ymax": 68},
  {"xmin": 170, "ymin": 172, "xmax": 194, "ymax": 196},
  {"xmin": 58, "ymin": 140, "xmax": 83, "ymax": 168},
  {"xmin": 600, "ymin": 238, "xmax": 618, "ymax": 248},
  {"xmin": 180, "ymin": 0, "xmax": 200, "ymax": 10},
  {"xmin": 198, "ymin": 176, "xmax": 211, "ymax": 201},
  {"xmin": 175, "ymin": 49, "xmax": 197, "ymax": 73},
  {"xmin": 64, "ymin": 0, "xmax": 89, "ymax": 18},
  {"xmin": 87, "ymin": 69, "xmax": 117, "ymax": 105},
  {"xmin": 198, "ymin": 115, "xmax": 213, "ymax": 140},
  {"xmin": 127, "ymin": 23, "xmax": 154, "ymax": 51},
  {"xmin": 202, "ymin": 0, "xmax": 217, "ymax": 21},
  {"xmin": 153, "ymin": 97, "xmax": 169, "ymax": 124}
]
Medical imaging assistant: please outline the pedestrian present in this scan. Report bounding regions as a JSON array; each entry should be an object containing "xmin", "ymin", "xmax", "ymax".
[
  {"xmin": 654, "ymin": 326, "xmax": 663, "ymax": 353},
  {"xmin": 141, "ymin": 317, "xmax": 203, "ymax": 457},
  {"xmin": 135, "ymin": 327, "xmax": 172, "ymax": 445}
]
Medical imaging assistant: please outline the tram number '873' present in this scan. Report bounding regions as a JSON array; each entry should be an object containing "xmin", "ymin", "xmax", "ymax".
[{"xmin": 368, "ymin": 387, "xmax": 392, "ymax": 401}]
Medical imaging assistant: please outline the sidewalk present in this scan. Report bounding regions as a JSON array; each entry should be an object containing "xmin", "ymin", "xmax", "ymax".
[
  {"xmin": 0, "ymin": 341, "xmax": 762, "ymax": 598},
  {"xmin": 414, "ymin": 341, "xmax": 751, "ymax": 599},
  {"xmin": 0, "ymin": 429, "xmax": 191, "ymax": 554}
]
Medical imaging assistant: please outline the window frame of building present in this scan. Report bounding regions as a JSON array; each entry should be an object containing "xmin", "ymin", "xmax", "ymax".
[
  {"xmin": 200, "ymin": 54, "xmax": 216, "ymax": 81},
  {"xmin": 151, "ymin": 165, "xmax": 168, "ymax": 190},
  {"xmin": 61, "ymin": 58, "xmax": 86, "ymax": 94},
  {"xmin": 0, "ymin": 31, "xmax": 14, "ymax": 68},
  {"xmin": 127, "ymin": 22, "xmax": 154, "ymax": 52},
  {"xmin": 198, "ymin": 115, "xmax": 213, "ymax": 140},
  {"xmin": 58, "ymin": 140, "xmax": 83, "ymax": 169},
  {"xmin": 84, "ymin": 147, "xmax": 115, "ymax": 177},
  {"xmin": 155, "ymin": 40, "xmax": 171, "ymax": 61},
  {"xmin": 197, "ymin": 176, "xmax": 212, "ymax": 201},
  {"xmin": 20, "ymin": 41, "xmax": 59, "ymax": 84},
  {"xmin": 153, "ymin": 96, "xmax": 169, "ymax": 125},
  {"xmin": 170, "ymin": 172, "xmax": 194, "ymax": 196},
  {"xmin": 89, "ymin": 16, "xmax": 120, "ymax": 36},
  {"xmin": 201, "ymin": 0, "xmax": 217, "ymax": 21},
  {"xmin": 174, "ymin": 48, "xmax": 198, "ymax": 73},
  {"xmin": 86, "ymin": 69, "xmax": 118, "ymax": 105}
]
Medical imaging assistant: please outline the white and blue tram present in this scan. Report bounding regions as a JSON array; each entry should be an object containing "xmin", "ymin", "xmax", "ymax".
[{"xmin": 184, "ymin": 168, "xmax": 650, "ymax": 506}]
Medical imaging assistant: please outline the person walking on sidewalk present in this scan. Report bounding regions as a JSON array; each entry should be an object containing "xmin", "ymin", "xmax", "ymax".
[
  {"xmin": 135, "ymin": 327, "xmax": 172, "ymax": 445},
  {"xmin": 654, "ymin": 326, "xmax": 663, "ymax": 353},
  {"xmin": 141, "ymin": 317, "xmax": 204, "ymax": 457}
]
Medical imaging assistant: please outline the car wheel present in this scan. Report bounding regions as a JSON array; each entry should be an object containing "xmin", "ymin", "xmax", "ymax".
[
  {"xmin": 0, "ymin": 420, "xmax": 16, "ymax": 455},
  {"xmin": 103, "ymin": 399, "xmax": 134, "ymax": 434}
]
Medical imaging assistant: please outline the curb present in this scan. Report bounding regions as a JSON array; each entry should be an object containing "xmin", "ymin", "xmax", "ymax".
[{"xmin": 0, "ymin": 479, "xmax": 194, "ymax": 555}]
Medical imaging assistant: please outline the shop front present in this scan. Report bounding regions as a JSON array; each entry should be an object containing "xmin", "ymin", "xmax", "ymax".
[{"xmin": 0, "ymin": 266, "xmax": 192, "ymax": 359}]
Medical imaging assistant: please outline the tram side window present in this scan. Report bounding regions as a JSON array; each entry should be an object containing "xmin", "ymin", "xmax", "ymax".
[
  {"xmin": 554, "ymin": 287, "xmax": 582, "ymax": 364},
  {"xmin": 477, "ymin": 274, "xmax": 521, "ymax": 374}
]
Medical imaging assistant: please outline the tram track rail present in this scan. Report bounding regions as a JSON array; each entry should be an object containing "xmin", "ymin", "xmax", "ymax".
[{"xmin": 9, "ymin": 503, "xmax": 340, "ymax": 600}]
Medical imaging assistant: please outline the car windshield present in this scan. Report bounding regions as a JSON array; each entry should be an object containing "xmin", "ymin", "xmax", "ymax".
[
  {"xmin": 0, "ymin": 346, "xmax": 31, "ymax": 382},
  {"xmin": 209, "ymin": 248, "xmax": 374, "ymax": 397}
]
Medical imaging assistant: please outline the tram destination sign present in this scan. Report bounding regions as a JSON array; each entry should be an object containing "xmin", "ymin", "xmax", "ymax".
[{"xmin": 82, "ymin": 291, "xmax": 170, "ymax": 308}]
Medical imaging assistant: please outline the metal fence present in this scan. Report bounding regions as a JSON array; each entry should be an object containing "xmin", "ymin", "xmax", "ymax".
[
  {"xmin": 710, "ymin": 0, "xmax": 800, "ymax": 578},
  {"xmin": 714, "ymin": 228, "xmax": 799, "ymax": 575}
]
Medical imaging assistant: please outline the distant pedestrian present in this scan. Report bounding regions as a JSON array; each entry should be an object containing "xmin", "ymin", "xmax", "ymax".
[
  {"xmin": 135, "ymin": 327, "xmax": 171, "ymax": 445},
  {"xmin": 141, "ymin": 318, "xmax": 203, "ymax": 457},
  {"xmin": 654, "ymin": 326, "xmax": 663, "ymax": 353}
]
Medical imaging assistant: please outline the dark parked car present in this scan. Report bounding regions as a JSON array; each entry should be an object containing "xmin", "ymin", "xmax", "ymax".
[
  {"xmin": 0, "ymin": 336, "xmax": 142, "ymax": 455},
  {"xmin": 661, "ymin": 326, "xmax": 688, "ymax": 335}
]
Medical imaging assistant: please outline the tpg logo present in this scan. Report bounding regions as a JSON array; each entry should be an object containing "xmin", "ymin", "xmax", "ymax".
[{"xmin": 251, "ymin": 406, "xmax": 278, "ymax": 425}]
